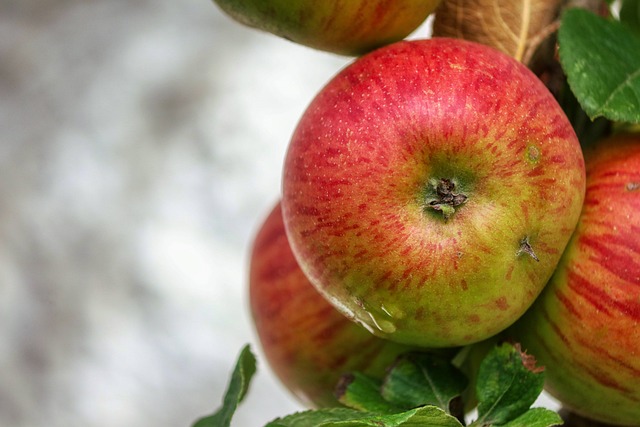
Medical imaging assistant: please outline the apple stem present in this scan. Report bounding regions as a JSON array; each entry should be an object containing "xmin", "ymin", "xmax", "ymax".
[
  {"xmin": 426, "ymin": 178, "xmax": 468, "ymax": 221},
  {"xmin": 517, "ymin": 236, "xmax": 539, "ymax": 262}
]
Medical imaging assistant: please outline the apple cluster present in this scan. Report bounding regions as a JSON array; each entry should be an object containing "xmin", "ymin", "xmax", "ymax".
[{"xmin": 217, "ymin": 1, "xmax": 640, "ymax": 425}]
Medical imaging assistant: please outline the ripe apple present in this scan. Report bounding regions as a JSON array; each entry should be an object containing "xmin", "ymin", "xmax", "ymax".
[
  {"xmin": 281, "ymin": 38, "xmax": 585, "ymax": 348},
  {"xmin": 249, "ymin": 202, "xmax": 415, "ymax": 408},
  {"xmin": 510, "ymin": 134, "xmax": 640, "ymax": 425},
  {"xmin": 212, "ymin": 0, "xmax": 441, "ymax": 56}
]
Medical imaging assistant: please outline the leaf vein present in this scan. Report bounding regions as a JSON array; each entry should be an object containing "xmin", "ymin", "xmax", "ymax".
[{"xmin": 598, "ymin": 67, "xmax": 640, "ymax": 115}]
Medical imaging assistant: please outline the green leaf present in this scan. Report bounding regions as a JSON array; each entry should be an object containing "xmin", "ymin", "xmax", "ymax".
[
  {"xmin": 380, "ymin": 352, "xmax": 468, "ymax": 413},
  {"xmin": 472, "ymin": 343, "xmax": 545, "ymax": 426},
  {"xmin": 192, "ymin": 345, "xmax": 257, "ymax": 427},
  {"xmin": 620, "ymin": 0, "xmax": 640, "ymax": 35},
  {"xmin": 265, "ymin": 406, "xmax": 464, "ymax": 427},
  {"xmin": 558, "ymin": 8, "xmax": 640, "ymax": 123},
  {"xmin": 498, "ymin": 408, "xmax": 564, "ymax": 427},
  {"xmin": 336, "ymin": 373, "xmax": 405, "ymax": 414}
]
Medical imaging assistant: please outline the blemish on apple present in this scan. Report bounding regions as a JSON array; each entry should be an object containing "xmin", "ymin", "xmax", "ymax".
[
  {"xmin": 517, "ymin": 235, "xmax": 539, "ymax": 262},
  {"xmin": 526, "ymin": 144, "xmax": 541, "ymax": 164},
  {"xmin": 626, "ymin": 182, "xmax": 640, "ymax": 192},
  {"xmin": 495, "ymin": 296, "xmax": 509, "ymax": 311}
]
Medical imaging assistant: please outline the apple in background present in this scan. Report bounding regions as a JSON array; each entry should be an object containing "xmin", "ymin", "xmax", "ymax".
[
  {"xmin": 510, "ymin": 134, "xmax": 640, "ymax": 426},
  {"xmin": 282, "ymin": 38, "xmax": 585, "ymax": 348},
  {"xmin": 249, "ymin": 202, "xmax": 416, "ymax": 408},
  {"xmin": 212, "ymin": 0, "xmax": 441, "ymax": 56}
]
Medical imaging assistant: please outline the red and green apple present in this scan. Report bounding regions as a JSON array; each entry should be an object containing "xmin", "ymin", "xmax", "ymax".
[
  {"xmin": 212, "ymin": 0, "xmax": 441, "ymax": 56},
  {"xmin": 249, "ymin": 202, "xmax": 414, "ymax": 408},
  {"xmin": 282, "ymin": 38, "xmax": 586, "ymax": 348},
  {"xmin": 511, "ymin": 133, "xmax": 640, "ymax": 425}
]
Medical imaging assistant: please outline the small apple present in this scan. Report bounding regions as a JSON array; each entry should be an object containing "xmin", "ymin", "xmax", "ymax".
[
  {"xmin": 212, "ymin": 0, "xmax": 441, "ymax": 56},
  {"xmin": 249, "ymin": 202, "xmax": 415, "ymax": 408},
  {"xmin": 282, "ymin": 38, "xmax": 585, "ymax": 348},
  {"xmin": 510, "ymin": 134, "xmax": 640, "ymax": 426}
]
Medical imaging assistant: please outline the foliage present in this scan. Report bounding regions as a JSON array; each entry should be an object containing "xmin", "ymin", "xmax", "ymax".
[
  {"xmin": 199, "ymin": 343, "xmax": 562, "ymax": 427},
  {"xmin": 559, "ymin": 7, "xmax": 640, "ymax": 124},
  {"xmin": 191, "ymin": 345, "xmax": 256, "ymax": 427}
]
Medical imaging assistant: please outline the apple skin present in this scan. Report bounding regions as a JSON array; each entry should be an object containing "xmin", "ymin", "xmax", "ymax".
[
  {"xmin": 212, "ymin": 0, "xmax": 441, "ymax": 56},
  {"xmin": 509, "ymin": 134, "xmax": 640, "ymax": 426},
  {"xmin": 249, "ymin": 202, "xmax": 416, "ymax": 408},
  {"xmin": 282, "ymin": 38, "xmax": 585, "ymax": 348}
]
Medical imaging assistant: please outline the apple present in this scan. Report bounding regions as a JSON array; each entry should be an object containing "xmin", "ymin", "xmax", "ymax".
[
  {"xmin": 249, "ymin": 202, "xmax": 416, "ymax": 408},
  {"xmin": 509, "ymin": 134, "xmax": 640, "ymax": 425},
  {"xmin": 281, "ymin": 38, "xmax": 585, "ymax": 348},
  {"xmin": 212, "ymin": 0, "xmax": 441, "ymax": 56}
]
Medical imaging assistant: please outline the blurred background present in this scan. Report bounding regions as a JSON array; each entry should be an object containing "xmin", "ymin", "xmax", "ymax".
[
  {"xmin": 1, "ymin": 0, "xmax": 348, "ymax": 424},
  {"xmin": 0, "ymin": 1, "xmax": 557, "ymax": 426}
]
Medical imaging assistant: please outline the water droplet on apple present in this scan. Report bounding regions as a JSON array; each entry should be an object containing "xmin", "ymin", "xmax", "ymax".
[
  {"xmin": 366, "ymin": 311, "xmax": 397, "ymax": 335},
  {"xmin": 349, "ymin": 295, "xmax": 399, "ymax": 335},
  {"xmin": 380, "ymin": 303, "xmax": 405, "ymax": 320}
]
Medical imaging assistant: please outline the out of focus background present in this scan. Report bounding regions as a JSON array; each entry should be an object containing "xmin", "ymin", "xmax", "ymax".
[
  {"xmin": 1, "ymin": 0, "xmax": 349, "ymax": 425},
  {"xmin": 0, "ymin": 1, "xmax": 557, "ymax": 426}
]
